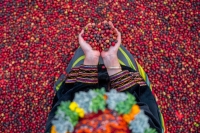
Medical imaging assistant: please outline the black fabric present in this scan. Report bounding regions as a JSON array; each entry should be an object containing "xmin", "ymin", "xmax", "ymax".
[{"xmin": 45, "ymin": 64, "xmax": 162, "ymax": 133}]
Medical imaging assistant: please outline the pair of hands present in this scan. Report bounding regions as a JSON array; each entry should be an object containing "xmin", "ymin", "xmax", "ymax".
[{"xmin": 78, "ymin": 21, "xmax": 122, "ymax": 76}]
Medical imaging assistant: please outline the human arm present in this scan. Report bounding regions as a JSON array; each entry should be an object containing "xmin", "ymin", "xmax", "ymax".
[{"xmin": 101, "ymin": 21, "xmax": 122, "ymax": 76}]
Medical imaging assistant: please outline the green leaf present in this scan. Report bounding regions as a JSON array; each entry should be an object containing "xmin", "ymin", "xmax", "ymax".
[
  {"xmin": 144, "ymin": 128, "xmax": 157, "ymax": 133},
  {"xmin": 57, "ymin": 101, "xmax": 70, "ymax": 113},
  {"xmin": 94, "ymin": 87, "xmax": 106, "ymax": 95},
  {"xmin": 90, "ymin": 93, "xmax": 106, "ymax": 113},
  {"xmin": 56, "ymin": 101, "xmax": 79, "ymax": 126},
  {"xmin": 65, "ymin": 109, "xmax": 79, "ymax": 126},
  {"xmin": 115, "ymin": 93, "xmax": 136, "ymax": 114}
]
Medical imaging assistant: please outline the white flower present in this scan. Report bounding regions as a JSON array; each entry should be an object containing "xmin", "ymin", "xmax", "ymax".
[
  {"xmin": 52, "ymin": 109, "xmax": 74, "ymax": 133},
  {"xmin": 73, "ymin": 90, "xmax": 97, "ymax": 113},
  {"xmin": 129, "ymin": 110, "xmax": 150, "ymax": 133},
  {"xmin": 105, "ymin": 89, "xmax": 127, "ymax": 110}
]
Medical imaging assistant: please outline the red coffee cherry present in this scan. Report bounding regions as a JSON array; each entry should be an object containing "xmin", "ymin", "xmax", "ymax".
[{"xmin": 82, "ymin": 22, "xmax": 118, "ymax": 51}]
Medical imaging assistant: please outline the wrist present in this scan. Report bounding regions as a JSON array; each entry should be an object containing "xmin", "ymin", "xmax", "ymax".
[
  {"xmin": 102, "ymin": 55, "xmax": 122, "ymax": 76},
  {"xmin": 107, "ymin": 68, "xmax": 122, "ymax": 76},
  {"xmin": 84, "ymin": 56, "xmax": 99, "ymax": 65},
  {"xmin": 102, "ymin": 55, "xmax": 120, "ymax": 68}
]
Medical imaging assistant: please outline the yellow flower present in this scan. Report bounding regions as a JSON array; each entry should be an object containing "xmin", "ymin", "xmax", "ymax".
[
  {"xmin": 75, "ymin": 107, "xmax": 85, "ymax": 118},
  {"xmin": 69, "ymin": 102, "xmax": 79, "ymax": 111},
  {"xmin": 51, "ymin": 125, "xmax": 57, "ymax": 133},
  {"xmin": 69, "ymin": 102, "xmax": 85, "ymax": 118}
]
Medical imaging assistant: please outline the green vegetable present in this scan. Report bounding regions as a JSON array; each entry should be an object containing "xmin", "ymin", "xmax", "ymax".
[
  {"xmin": 115, "ymin": 93, "xmax": 136, "ymax": 114},
  {"xmin": 145, "ymin": 128, "xmax": 158, "ymax": 133}
]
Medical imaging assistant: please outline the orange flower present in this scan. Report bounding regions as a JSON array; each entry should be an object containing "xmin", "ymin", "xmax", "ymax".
[
  {"xmin": 50, "ymin": 125, "xmax": 57, "ymax": 133},
  {"xmin": 123, "ymin": 114, "xmax": 132, "ymax": 123},
  {"xmin": 76, "ymin": 128, "xmax": 92, "ymax": 133},
  {"xmin": 116, "ymin": 131, "xmax": 127, "ymax": 133},
  {"xmin": 123, "ymin": 105, "xmax": 140, "ymax": 123},
  {"xmin": 131, "ymin": 104, "xmax": 140, "ymax": 115},
  {"xmin": 96, "ymin": 130, "xmax": 101, "ymax": 133},
  {"xmin": 103, "ymin": 94, "xmax": 108, "ymax": 100},
  {"xmin": 105, "ymin": 124, "xmax": 111, "ymax": 133},
  {"xmin": 51, "ymin": 125, "xmax": 71, "ymax": 133}
]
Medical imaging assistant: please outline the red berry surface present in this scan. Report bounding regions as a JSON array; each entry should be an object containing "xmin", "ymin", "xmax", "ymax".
[
  {"xmin": 0, "ymin": 0, "xmax": 199, "ymax": 133},
  {"xmin": 81, "ymin": 22, "xmax": 118, "ymax": 51}
]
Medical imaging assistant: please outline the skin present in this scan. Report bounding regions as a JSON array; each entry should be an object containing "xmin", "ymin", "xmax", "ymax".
[{"xmin": 78, "ymin": 21, "xmax": 122, "ymax": 76}]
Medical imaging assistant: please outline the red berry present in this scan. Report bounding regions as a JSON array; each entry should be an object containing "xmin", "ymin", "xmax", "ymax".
[{"xmin": 82, "ymin": 22, "xmax": 118, "ymax": 52}]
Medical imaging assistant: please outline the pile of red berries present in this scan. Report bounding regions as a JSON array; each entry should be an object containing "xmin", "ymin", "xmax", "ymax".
[
  {"xmin": 0, "ymin": 0, "xmax": 199, "ymax": 133},
  {"xmin": 81, "ymin": 22, "xmax": 118, "ymax": 52}
]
